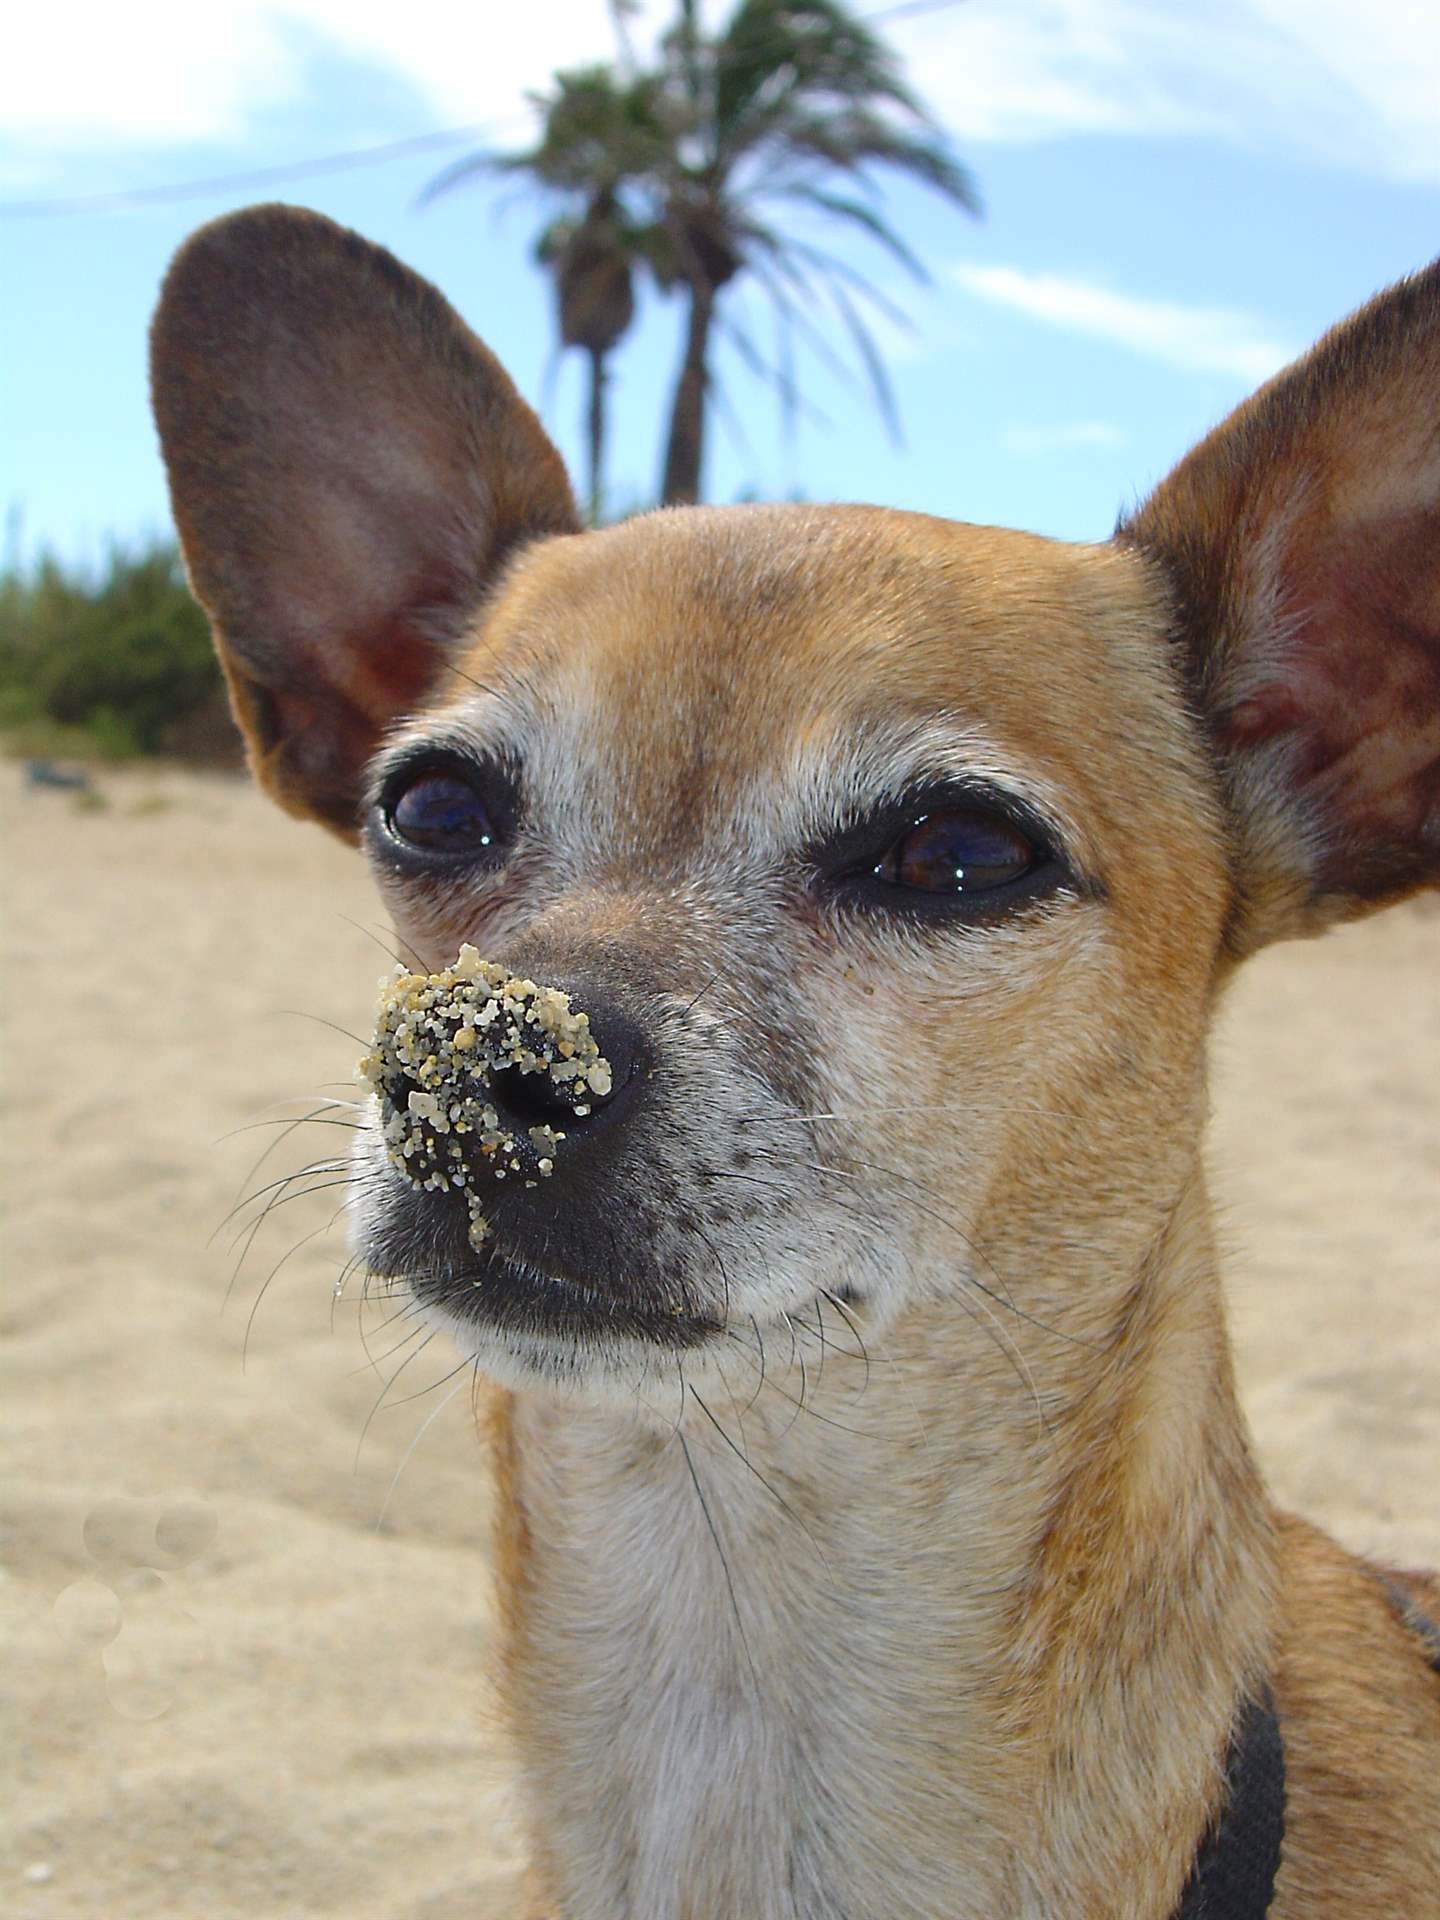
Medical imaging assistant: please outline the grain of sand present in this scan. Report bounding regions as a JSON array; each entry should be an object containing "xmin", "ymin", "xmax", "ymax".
[{"xmin": 3, "ymin": 763, "xmax": 1436, "ymax": 1918}]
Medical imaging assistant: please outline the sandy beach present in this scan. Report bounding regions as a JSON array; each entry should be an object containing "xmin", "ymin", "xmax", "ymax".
[{"xmin": 3, "ymin": 759, "xmax": 1437, "ymax": 1920}]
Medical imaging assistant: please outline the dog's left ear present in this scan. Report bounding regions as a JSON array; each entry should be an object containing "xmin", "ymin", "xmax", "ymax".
[
  {"xmin": 151, "ymin": 204, "xmax": 578, "ymax": 837},
  {"xmin": 1124, "ymin": 259, "xmax": 1439, "ymax": 954}
]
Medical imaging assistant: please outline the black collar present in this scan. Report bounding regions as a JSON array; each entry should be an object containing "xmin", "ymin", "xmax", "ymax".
[
  {"xmin": 1169, "ymin": 1579, "xmax": 1440, "ymax": 1919},
  {"xmin": 1172, "ymin": 1688, "xmax": 1286, "ymax": 1920}
]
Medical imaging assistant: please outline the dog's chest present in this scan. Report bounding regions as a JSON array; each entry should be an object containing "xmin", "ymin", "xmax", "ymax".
[
  {"xmin": 506, "ymin": 1409, "xmax": 1011, "ymax": 1920},
  {"xmin": 518, "ymin": 1448, "xmax": 828, "ymax": 1915}
]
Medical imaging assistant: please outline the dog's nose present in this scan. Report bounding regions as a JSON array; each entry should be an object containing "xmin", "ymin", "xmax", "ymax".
[
  {"xmin": 362, "ymin": 953, "xmax": 653, "ymax": 1238},
  {"xmin": 482, "ymin": 985, "xmax": 644, "ymax": 1143}
]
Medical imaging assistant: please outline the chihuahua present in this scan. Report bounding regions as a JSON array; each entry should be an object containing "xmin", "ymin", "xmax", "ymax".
[{"xmin": 151, "ymin": 207, "xmax": 1439, "ymax": 1919}]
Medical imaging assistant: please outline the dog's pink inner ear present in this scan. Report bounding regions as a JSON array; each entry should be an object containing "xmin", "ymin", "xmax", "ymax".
[
  {"xmin": 201, "ymin": 474, "xmax": 518, "ymax": 835},
  {"xmin": 215, "ymin": 478, "xmax": 496, "ymax": 832},
  {"xmin": 152, "ymin": 204, "xmax": 578, "ymax": 838},
  {"xmin": 1219, "ymin": 504, "xmax": 1440, "ymax": 901},
  {"xmin": 1126, "ymin": 259, "xmax": 1440, "ymax": 940},
  {"xmin": 234, "ymin": 607, "xmax": 453, "ymax": 836}
]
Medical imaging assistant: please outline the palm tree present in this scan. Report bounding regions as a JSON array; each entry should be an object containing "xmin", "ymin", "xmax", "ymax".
[
  {"xmin": 427, "ymin": 2, "xmax": 978, "ymax": 513},
  {"xmin": 534, "ymin": 187, "xmax": 640, "ymax": 525},
  {"xmin": 650, "ymin": 0, "xmax": 981, "ymax": 504},
  {"xmin": 423, "ymin": 67, "xmax": 669, "ymax": 523}
]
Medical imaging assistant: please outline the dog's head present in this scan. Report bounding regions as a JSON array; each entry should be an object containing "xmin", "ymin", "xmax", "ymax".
[{"xmin": 152, "ymin": 208, "xmax": 1438, "ymax": 1405}]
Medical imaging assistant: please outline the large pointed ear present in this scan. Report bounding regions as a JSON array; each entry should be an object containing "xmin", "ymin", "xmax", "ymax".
[
  {"xmin": 1122, "ymin": 260, "xmax": 1440, "ymax": 954},
  {"xmin": 150, "ymin": 204, "xmax": 578, "ymax": 836}
]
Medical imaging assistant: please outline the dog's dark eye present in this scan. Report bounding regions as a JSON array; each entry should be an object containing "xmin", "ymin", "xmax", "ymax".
[
  {"xmin": 387, "ymin": 771, "xmax": 496, "ymax": 856},
  {"xmin": 812, "ymin": 784, "xmax": 1074, "ymax": 924},
  {"xmin": 874, "ymin": 809, "xmax": 1037, "ymax": 895}
]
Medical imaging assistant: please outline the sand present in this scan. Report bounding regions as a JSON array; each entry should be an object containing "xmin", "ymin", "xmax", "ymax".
[{"xmin": 3, "ymin": 761, "xmax": 1436, "ymax": 1919}]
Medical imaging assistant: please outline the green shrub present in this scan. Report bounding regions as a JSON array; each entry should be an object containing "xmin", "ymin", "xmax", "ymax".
[{"xmin": 0, "ymin": 540, "xmax": 234, "ymax": 760}]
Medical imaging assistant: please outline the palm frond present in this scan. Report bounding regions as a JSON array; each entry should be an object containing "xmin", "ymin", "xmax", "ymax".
[
  {"xmin": 420, "ymin": 0, "xmax": 980, "ymax": 500},
  {"xmin": 752, "ymin": 225, "xmax": 916, "ymax": 330},
  {"xmin": 758, "ymin": 185, "xmax": 931, "ymax": 281},
  {"xmin": 739, "ymin": 227, "xmax": 884, "ymax": 389},
  {"xmin": 713, "ymin": 0, "xmax": 928, "ymax": 146},
  {"xmin": 738, "ymin": 221, "xmax": 909, "ymax": 440},
  {"xmin": 714, "ymin": 302, "xmax": 833, "ymax": 435},
  {"xmin": 417, "ymin": 150, "xmax": 508, "ymax": 208},
  {"xmin": 817, "ymin": 273, "xmax": 904, "ymax": 445},
  {"xmin": 764, "ymin": 108, "xmax": 980, "ymax": 214}
]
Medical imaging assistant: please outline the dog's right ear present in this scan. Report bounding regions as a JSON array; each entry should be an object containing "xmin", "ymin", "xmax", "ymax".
[
  {"xmin": 150, "ymin": 204, "xmax": 578, "ymax": 836},
  {"xmin": 1123, "ymin": 260, "xmax": 1439, "ymax": 954}
]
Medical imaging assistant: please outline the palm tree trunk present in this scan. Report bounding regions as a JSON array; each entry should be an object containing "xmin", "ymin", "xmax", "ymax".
[
  {"xmin": 586, "ymin": 346, "xmax": 607, "ymax": 526},
  {"xmin": 661, "ymin": 278, "xmax": 716, "ymax": 507}
]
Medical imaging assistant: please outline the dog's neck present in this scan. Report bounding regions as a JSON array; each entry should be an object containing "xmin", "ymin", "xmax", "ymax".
[{"xmin": 492, "ymin": 1170, "xmax": 1277, "ymax": 1920}]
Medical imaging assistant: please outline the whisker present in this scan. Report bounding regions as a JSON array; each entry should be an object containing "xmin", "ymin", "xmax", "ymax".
[
  {"xmin": 222, "ymin": 1165, "xmax": 353, "ymax": 1307},
  {"xmin": 691, "ymin": 1218, "xmax": 736, "ymax": 1331},
  {"xmin": 228, "ymin": 1113, "xmax": 363, "ymax": 1143},
  {"xmin": 812, "ymin": 1162, "xmax": 1049, "ymax": 1437},
  {"xmin": 819, "ymin": 1288, "xmax": 871, "ymax": 1394},
  {"xmin": 215, "ymin": 1097, "xmax": 362, "ymax": 1147},
  {"xmin": 330, "ymin": 1251, "xmax": 368, "ymax": 1326},
  {"xmin": 216, "ymin": 1157, "xmax": 348, "ymax": 1241},
  {"xmin": 439, "ymin": 658, "xmax": 527, "ymax": 714},
  {"xmin": 744, "ymin": 1313, "xmax": 769, "ymax": 1416},
  {"xmin": 677, "ymin": 1430, "xmax": 759, "ymax": 1697},
  {"xmin": 355, "ymin": 1330, "xmax": 440, "ymax": 1465},
  {"xmin": 377, "ymin": 1345, "xmax": 483, "ymax": 1416},
  {"xmin": 226, "ymin": 1171, "xmax": 355, "ymax": 1260},
  {"xmin": 271, "ymin": 1008, "xmax": 369, "ymax": 1047},
  {"xmin": 374, "ymin": 1363, "xmax": 478, "ymax": 1531},
  {"xmin": 639, "ymin": 1356, "xmax": 690, "ymax": 1441},
  {"xmin": 721, "ymin": 1337, "xmax": 881, "ymax": 1441},
  {"xmin": 691, "ymin": 1157, "xmax": 1039, "ymax": 1432},
  {"xmin": 790, "ymin": 1315, "xmax": 811, "ymax": 1437},
  {"xmin": 688, "ymin": 1387, "xmax": 835, "ymax": 1585},
  {"xmin": 745, "ymin": 1100, "xmax": 1057, "ymax": 1125},
  {"xmin": 677, "ymin": 963, "xmax": 726, "ymax": 1021},
  {"xmin": 336, "ymin": 911, "xmax": 424, "ymax": 972},
  {"xmin": 356, "ymin": 1268, "xmax": 438, "ymax": 1373},
  {"xmin": 347, "ymin": 1299, "xmax": 435, "ymax": 1372},
  {"xmin": 810, "ymin": 1293, "xmax": 829, "ymax": 1392},
  {"xmin": 241, "ymin": 1210, "xmax": 348, "ymax": 1369},
  {"xmin": 802, "ymin": 1152, "xmax": 1098, "ymax": 1354}
]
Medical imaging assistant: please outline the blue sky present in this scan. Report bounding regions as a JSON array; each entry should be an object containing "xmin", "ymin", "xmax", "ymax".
[{"xmin": 3, "ymin": 0, "xmax": 1437, "ymax": 570}]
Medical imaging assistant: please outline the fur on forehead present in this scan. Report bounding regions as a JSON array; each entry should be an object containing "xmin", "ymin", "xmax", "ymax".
[{"xmin": 410, "ymin": 503, "xmax": 1218, "ymax": 860}]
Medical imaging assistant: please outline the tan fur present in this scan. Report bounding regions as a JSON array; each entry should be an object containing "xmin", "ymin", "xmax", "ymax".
[{"xmin": 151, "ymin": 211, "xmax": 1440, "ymax": 1918}]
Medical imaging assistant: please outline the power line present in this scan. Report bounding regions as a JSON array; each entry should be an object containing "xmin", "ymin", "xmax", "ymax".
[
  {"xmin": 0, "ymin": 121, "xmax": 521, "ymax": 219},
  {"xmin": 867, "ymin": 0, "xmax": 972, "ymax": 20},
  {"xmin": 1, "ymin": 3, "xmax": 974, "ymax": 221}
]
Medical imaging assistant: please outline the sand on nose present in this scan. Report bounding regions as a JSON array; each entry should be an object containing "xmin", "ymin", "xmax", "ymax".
[{"xmin": 358, "ymin": 944, "xmax": 613, "ymax": 1248}]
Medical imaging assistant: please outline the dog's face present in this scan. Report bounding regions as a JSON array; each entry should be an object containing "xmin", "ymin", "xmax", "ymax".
[
  {"xmin": 151, "ymin": 209, "xmax": 1439, "ymax": 1408},
  {"xmin": 351, "ymin": 506, "xmax": 1226, "ymax": 1398}
]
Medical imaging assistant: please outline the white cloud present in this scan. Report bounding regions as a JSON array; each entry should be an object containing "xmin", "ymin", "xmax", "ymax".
[
  {"xmin": 2, "ymin": 4, "xmax": 296, "ymax": 147},
  {"xmin": 3, "ymin": 0, "xmax": 1437, "ymax": 187},
  {"xmin": 0, "ymin": 0, "xmax": 618, "ymax": 152},
  {"xmin": 1001, "ymin": 421, "xmax": 1127, "ymax": 455},
  {"xmin": 891, "ymin": 0, "xmax": 1440, "ymax": 184},
  {"xmin": 953, "ymin": 264, "xmax": 1296, "ymax": 382},
  {"xmin": 1247, "ymin": 0, "xmax": 1440, "ymax": 182}
]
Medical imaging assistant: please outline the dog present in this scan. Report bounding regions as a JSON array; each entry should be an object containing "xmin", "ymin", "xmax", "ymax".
[{"xmin": 151, "ymin": 205, "xmax": 1439, "ymax": 1919}]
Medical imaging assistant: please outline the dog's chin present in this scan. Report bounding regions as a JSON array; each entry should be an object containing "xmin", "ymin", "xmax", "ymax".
[{"xmin": 368, "ymin": 1241, "xmax": 722, "ymax": 1404}]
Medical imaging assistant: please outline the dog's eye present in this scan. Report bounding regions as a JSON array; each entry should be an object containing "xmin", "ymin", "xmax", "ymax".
[
  {"xmin": 874, "ymin": 809, "xmax": 1038, "ymax": 895},
  {"xmin": 387, "ymin": 771, "xmax": 497, "ymax": 857},
  {"xmin": 812, "ymin": 786, "xmax": 1074, "ymax": 925}
]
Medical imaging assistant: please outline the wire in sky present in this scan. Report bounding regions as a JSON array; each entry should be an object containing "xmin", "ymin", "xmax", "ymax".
[
  {"xmin": 867, "ymin": 0, "xmax": 972, "ymax": 20},
  {"xmin": 0, "ymin": 121, "xmax": 521, "ymax": 219},
  {"xmin": 0, "ymin": 0, "xmax": 973, "ymax": 220}
]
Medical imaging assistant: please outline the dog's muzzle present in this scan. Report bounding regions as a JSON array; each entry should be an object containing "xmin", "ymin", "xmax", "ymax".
[
  {"xmin": 357, "ymin": 948, "xmax": 714, "ymax": 1352},
  {"xmin": 358, "ymin": 946, "xmax": 645, "ymax": 1232}
]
